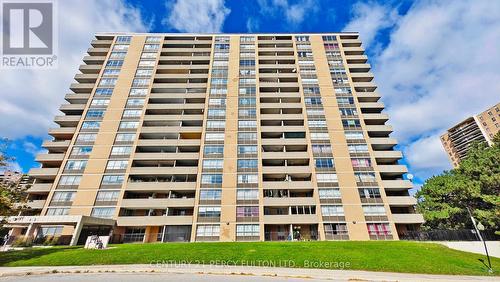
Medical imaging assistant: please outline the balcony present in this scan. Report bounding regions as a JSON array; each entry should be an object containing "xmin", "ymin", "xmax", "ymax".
[
  {"xmin": 74, "ymin": 73, "xmax": 98, "ymax": 83},
  {"xmin": 64, "ymin": 93, "xmax": 90, "ymax": 104},
  {"xmin": 90, "ymin": 39, "xmax": 112, "ymax": 48},
  {"xmin": 117, "ymin": 216, "xmax": 193, "ymax": 226},
  {"xmin": 59, "ymin": 104, "xmax": 85, "ymax": 113},
  {"xmin": 356, "ymin": 92, "xmax": 381, "ymax": 102},
  {"xmin": 345, "ymin": 55, "xmax": 368, "ymax": 64},
  {"xmin": 79, "ymin": 64, "xmax": 102, "ymax": 74},
  {"xmin": 359, "ymin": 102, "xmax": 385, "ymax": 110},
  {"xmin": 263, "ymin": 197, "xmax": 316, "ymax": 206},
  {"xmin": 370, "ymin": 138, "xmax": 398, "ymax": 150},
  {"xmin": 48, "ymin": 127, "xmax": 76, "ymax": 139},
  {"xmin": 141, "ymin": 126, "xmax": 203, "ymax": 134},
  {"xmin": 378, "ymin": 165, "xmax": 408, "ymax": 176},
  {"xmin": 261, "ymin": 152, "xmax": 309, "ymax": 159},
  {"xmin": 42, "ymin": 140, "xmax": 70, "ymax": 151},
  {"xmin": 82, "ymin": 56, "xmax": 105, "ymax": 64},
  {"xmin": 70, "ymin": 83, "xmax": 94, "ymax": 93},
  {"xmin": 365, "ymin": 125, "xmax": 393, "ymax": 136},
  {"xmin": 387, "ymin": 196, "xmax": 417, "ymax": 206},
  {"xmin": 126, "ymin": 181, "xmax": 197, "ymax": 192},
  {"xmin": 261, "ymin": 166, "xmax": 311, "ymax": 174},
  {"xmin": 348, "ymin": 63, "xmax": 371, "ymax": 73},
  {"xmin": 129, "ymin": 167, "xmax": 198, "ymax": 175},
  {"xmin": 133, "ymin": 152, "xmax": 200, "ymax": 160},
  {"xmin": 373, "ymin": 151, "xmax": 403, "ymax": 162},
  {"xmin": 382, "ymin": 180, "xmax": 413, "ymax": 190},
  {"xmin": 17, "ymin": 199, "xmax": 46, "ymax": 210},
  {"xmin": 392, "ymin": 213, "xmax": 424, "ymax": 224},
  {"xmin": 28, "ymin": 168, "xmax": 59, "ymax": 179},
  {"xmin": 263, "ymin": 214, "xmax": 318, "ymax": 224},
  {"xmin": 137, "ymin": 139, "xmax": 201, "ymax": 147},
  {"xmin": 35, "ymin": 153, "xmax": 64, "ymax": 164},
  {"xmin": 87, "ymin": 47, "xmax": 109, "ymax": 56},
  {"xmin": 54, "ymin": 115, "xmax": 81, "ymax": 127},
  {"xmin": 120, "ymin": 198, "xmax": 195, "ymax": 209},
  {"xmin": 262, "ymin": 181, "xmax": 313, "ymax": 190},
  {"xmin": 27, "ymin": 183, "xmax": 53, "ymax": 193}
]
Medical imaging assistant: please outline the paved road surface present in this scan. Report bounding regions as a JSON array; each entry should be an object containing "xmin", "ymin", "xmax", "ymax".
[{"xmin": 0, "ymin": 273, "xmax": 332, "ymax": 282}]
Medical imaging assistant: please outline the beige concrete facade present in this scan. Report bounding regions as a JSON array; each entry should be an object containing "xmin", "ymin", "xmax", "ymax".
[
  {"xmin": 9, "ymin": 33, "xmax": 422, "ymax": 245},
  {"xmin": 441, "ymin": 102, "xmax": 499, "ymax": 167}
]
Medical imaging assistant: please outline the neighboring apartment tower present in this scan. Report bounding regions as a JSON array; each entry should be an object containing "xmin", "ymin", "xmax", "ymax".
[
  {"xmin": 6, "ymin": 33, "xmax": 423, "ymax": 245},
  {"xmin": 441, "ymin": 102, "xmax": 500, "ymax": 167}
]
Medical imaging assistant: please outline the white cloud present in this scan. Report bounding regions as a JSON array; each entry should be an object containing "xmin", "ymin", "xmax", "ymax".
[
  {"xmin": 23, "ymin": 141, "xmax": 46, "ymax": 156},
  {"xmin": 0, "ymin": 0, "xmax": 150, "ymax": 139},
  {"xmin": 164, "ymin": 0, "xmax": 230, "ymax": 33},
  {"xmin": 344, "ymin": 0, "xmax": 500, "ymax": 180},
  {"xmin": 342, "ymin": 1, "xmax": 399, "ymax": 48},
  {"xmin": 252, "ymin": 0, "xmax": 319, "ymax": 30}
]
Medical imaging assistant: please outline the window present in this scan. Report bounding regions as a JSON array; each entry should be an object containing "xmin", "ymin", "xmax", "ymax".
[
  {"xmin": 238, "ymin": 145, "xmax": 257, "ymax": 154},
  {"xmin": 322, "ymin": 35, "xmax": 337, "ymax": 41},
  {"xmin": 146, "ymin": 36, "xmax": 162, "ymax": 43},
  {"xmin": 237, "ymin": 159, "xmax": 258, "ymax": 169},
  {"xmin": 367, "ymin": 223, "xmax": 391, "ymax": 236},
  {"xmin": 211, "ymin": 78, "xmax": 227, "ymax": 85},
  {"xmin": 239, "ymin": 87, "xmax": 256, "ymax": 95},
  {"xmin": 208, "ymin": 98, "xmax": 226, "ymax": 106},
  {"xmin": 132, "ymin": 78, "xmax": 150, "ymax": 87},
  {"xmin": 238, "ymin": 132, "xmax": 257, "ymax": 140},
  {"xmin": 240, "ymin": 36, "xmax": 255, "ymax": 42},
  {"xmin": 236, "ymin": 206, "xmax": 259, "ymax": 217},
  {"xmin": 342, "ymin": 119, "xmax": 361, "ymax": 127},
  {"xmin": 98, "ymin": 78, "xmax": 117, "ymax": 87},
  {"xmin": 96, "ymin": 191, "xmax": 120, "ymax": 202},
  {"xmin": 106, "ymin": 160, "xmax": 128, "ymax": 170},
  {"xmin": 95, "ymin": 88, "xmax": 113, "ymax": 96},
  {"xmin": 204, "ymin": 146, "xmax": 224, "ymax": 155},
  {"xmin": 238, "ymin": 120, "xmax": 257, "ymax": 128},
  {"xmin": 236, "ymin": 224, "xmax": 259, "ymax": 237},
  {"xmin": 115, "ymin": 133, "xmax": 136, "ymax": 142},
  {"xmin": 77, "ymin": 133, "xmax": 96, "ymax": 142},
  {"xmin": 119, "ymin": 121, "xmax": 139, "ymax": 129},
  {"xmin": 310, "ymin": 132, "xmax": 330, "ymax": 140},
  {"xmin": 39, "ymin": 226, "xmax": 63, "ymax": 236},
  {"xmin": 138, "ymin": 60, "xmax": 155, "ymax": 67},
  {"xmin": 71, "ymin": 146, "xmax": 92, "ymax": 156},
  {"xmin": 351, "ymin": 158, "xmax": 372, "ymax": 167},
  {"xmin": 51, "ymin": 191, "xmax": 75, "ymax": 203},
  {"xmin": 207, "ymin": 109, "xmax": 226, "ymax": 117},
  {"xmin": 141, "ymin": 52, "xmax": 157, "ymax": 59},
  {"xmin": 305, "ymin": 97, "xmax": 322, "ymax": 105},
  {"xmin": 199, "ymin": 189, "xmax": 222, "ymax": 200},
  {"xmin": 206, "ymin": 120, "xmax": 226, "ymax": 129},
  {"xmin": 339, "ymin": 108, "xmax": 358, "ymax": 116},
  {"xmin": 109, "ymin": 52, "xmax": 126, "ymax": 59},
  {"xmin": 112, "ymin": 44, "xmax": 129, "ymax": 51},
  {"xmin": 210, "ymin": 88, "xmax": 227, "ymax": 95},
  {"xmin": 321, "ymin": 205, "xmax": 344, "ymax": 216},
  {"xmin": 91, "ymin": 99, "xmax": 110, "ymax": 106},
  {"xmin": 203, "ymin": 159, "xmax": 223, "ymax": 169},
  {"xmin": 46, "ymin": 208, "xmax": 69, "ymax": 216},
  {"xmin": 143, "ymin": 44, "xmax": 159, "ymax": 51},
  {"xmin": 201, "ymin": 174, "xmax": 223, "ymax": 184},
  {"xmin": 103, "ymin": 68, "xmax": 120, "ymax": 76},
  {"xmin": 345, "ymin": 131, "xmax": 364, "ymax": 140},
  {"xmin": 239, "ymin": 69, "xmax": 255, "ymax": 76},
  {"xmin": 348, "ymin": 144, "xmax": 369, "ymax": 153},
  {"xmin": 316, "ymin": 173, "xmax": 338, "ymax": 183},
  {"xmin": 354, "ymin": 172, "xmax": 376, "ymax": 183},
  {"xmin": 58, "ymin": 175, "xmax": 81, "ymax": 186},
  {"xmin": 307, "ymin": 109, "xmax": 324, "ymax": 116},
  {"xmin": 126, "ymin": 98, "xmax": 145, "ymax": 107},
  {"xmin": 336, "ymin": 97, "xmax": 354, "ymax": 105},
  {"xmin": 238, "ymin": 174, "xmax": 258, "ymax": 184},
  {"xmin": 239, "ymin": 98, "xmax": 256, "ymax": 105},
  {"xmin": 123, "ymin": 109, "xmax": 142, "ymax": 118},
  {"xmin": 86, "ymin": 110, "xmax": 105, "ymax": 118},
  {"xmin": 91, "ymin": 207, "xmax": 116, "ymax": 218},
  {"xmin": 116, "ymin": 36, "xmax": 131, "ymax": 43},
  {"xmin": 65, "ymin": 160, "xmax": 87, "ymax": 170},
  {"xmin": 308, "ymin": 120, "xmax": 327, "ymax": 128},
  {"xmin": 237, "ymin": 189, "xmax": 258, "ymax": 200},
  {"xmin": 105, "ymin": 60, "xmax": 123, "ymax": 68},
  {"xmin": 303, "ymin": 87, "xmax": 320, "ymax": 94},
  {"xmin": 319, "ymin": 189, "xmax": 341, "ymax": 199},
  {"xmin": 363, "ymin": 205, "xmax": 386, "ymax": 216},
  {"xmin": 312, "ymin": 145, "xmax": 332, "ymax": 154},
  {"xmin": 198, "ymin": 206, "xmax": 221, "ymax": 217},
  {"xmin": 81, "ymin": 121, "xmax": 100, "ymax": 129},
  {"xmin": 238, "ymin": 108, "xmax": 256, "ymax": 117},
  {"xmin": 111, "ymin": 146, "xmax": 132, "ymax": 155},
  {"xmin": 136, "ymin": 69, "xmax": 153, "ymax": 77},
  {"xmin": 102, "ymin": 175, "xmax": 125, "ymax": 185},
  {"xmin": 359, "ymin": 188, "xmax": 381, "ymax": 199},
  {"xmin": 129, "ymin": 88, "xmax": 148, "ymax": 96},
  {"xmin": 315, "ymin": 158, "xmax": 334, "ymax": 168},
  {"xmin": 196, "ymin": 225, "xmax": 220, "ymax": 237},
  {"xmin": 295, "ymin": 35, "xmax": 309, "ymax": 41},
  {"xmin": 205, "ymin": 133, "xmax": 225, "ymax": 141}
]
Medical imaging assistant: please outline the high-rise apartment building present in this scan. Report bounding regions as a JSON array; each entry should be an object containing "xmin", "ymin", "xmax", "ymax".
[
  {"xmin": 441, "ymin": 102, "xmax": 500, "ymax": 167},
  {"xmin": 6, "ymin": 33, "xmax": 423, "ymax": 245}
]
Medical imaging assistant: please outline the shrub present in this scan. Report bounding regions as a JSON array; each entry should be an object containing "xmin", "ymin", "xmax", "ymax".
[{"xmin": 11, "ymin": 236, "xmax": 33, "ymax": 247}]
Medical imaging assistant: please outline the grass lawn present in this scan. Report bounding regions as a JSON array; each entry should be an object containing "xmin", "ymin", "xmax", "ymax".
[{"xmin": 0, "ymin": 241, "xmax": 498, "ymax": 276}]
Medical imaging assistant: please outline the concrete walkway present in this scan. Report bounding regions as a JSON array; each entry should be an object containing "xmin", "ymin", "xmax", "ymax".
[{"xmin": 0, "ymin": 264, "xmax": 497, "ymax": 282}]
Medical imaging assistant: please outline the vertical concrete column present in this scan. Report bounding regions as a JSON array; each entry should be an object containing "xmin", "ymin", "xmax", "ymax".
[
  {"xmin": 219, "ymin": 36, "xmax": 240, "ymax": 241},
  {"xmin": 70, "ymin": 218, "xmax": 83, "ymax": 246},
  {"xmin": 310, "ymin": 35, "xmax": 369, "ymax": 240}
]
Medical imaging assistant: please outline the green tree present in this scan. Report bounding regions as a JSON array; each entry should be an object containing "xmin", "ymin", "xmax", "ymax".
[
  {"xmin": 416, "ymin": 132, "xmax": 500, "ymax": 231},
  {"xmin": 0, "ymin": 139, "xmax": 29, "ymax": 218}
]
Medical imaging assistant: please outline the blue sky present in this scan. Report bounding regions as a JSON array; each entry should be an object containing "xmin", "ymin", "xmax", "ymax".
[{"xmin": 1, "ymin": 0, "xmax": 500, "ymax": 188}]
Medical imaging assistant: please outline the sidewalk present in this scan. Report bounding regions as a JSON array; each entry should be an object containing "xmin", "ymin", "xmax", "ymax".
[{"xmin": 0, "ymin": 264, "xmax": 497, "ymax": 282}]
